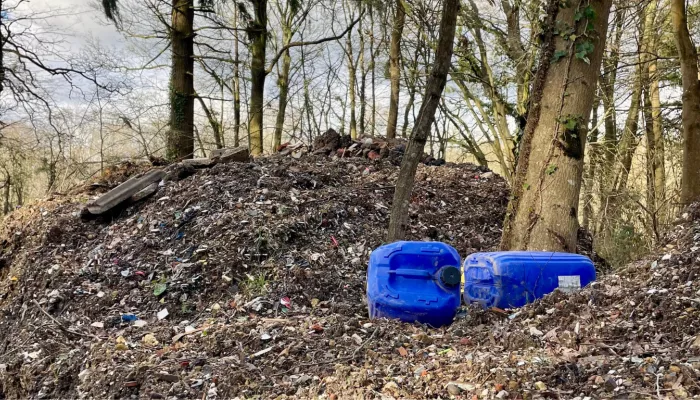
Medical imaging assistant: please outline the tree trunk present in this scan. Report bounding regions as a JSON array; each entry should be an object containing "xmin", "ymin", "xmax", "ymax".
[
  {"xmin": 387, "ymin": 0, "xmax": 459, "ymax": 241},
  {"xmin": 441, "ymin": 102, "xmax": 488, "ymax": 167},
  {"xmin": 401, "ymin": 51, "xmax": 420, "ymax": 138},
  {"xmin": 0, "ymin": 0, "xmax": 4, "ymax": 95},
  {"xmin": 196, "ymin": 94, "xmax": 223, "ymax": 149},
  {"xmin": 248, "ymin": 0, "xmax": 268, "ymax": 156},
  {"xmin": 233, "ymin": 8, "xmax": 242, "ymax": 147},
  {"xmin": 3, "ymin": 174, "xmax": 10, "ymax": 215},
  {"xmin": 359, "ymin": 11, "xmax": 367, "ymax": 137},
  {"xmin": 595, "ymin": 16, "xmax": 645, "ymax": 237},
  {"xmin": 612, "ymin": 70, "xmax": 642, "ymax": 194},
  {"xmin": 219, "ymin": 78, "xmax": 225, "ymax": 147},
  {"xmin": 369, "ymin": 5, "xmax": 377, "ymax": 135},
  {"xmin": 168, "ymin": 0, "xmax": 195, "ymax": 160},
  {"xmin": 671, "ymin": 0, "xmax": 700, "ymax": 204},
  {"xmin": 301, "ymin": 46, "xmax": 318, "ymax": 139},
  {"xmin": 347, "ymin": 32, "xmax": 358, "ymax": 139},
  {"xmin": 273, "ymin": 27, "xmax": 293, "ymax": 150},
  {"xmin": 642, "ymin": 0, "xmax": 664, "ymax": 232},
  {"xmin": 582, "ymin": 96, "xmax": 600, "ymax": 230},
  {"xmin": 401, "ymin": 90, "xmax": 416, "ymax": 139},
  {"xmin": 500, "ymin": 0, "xmax": 612, "ymax": 252},
  {"xmin": 386, "ymin": 0, "xmax": 405, "ymax": 139},
  {"xmin": 649, "ymin": 57, "xmax": 665, "ymax": 215},
  {"xmin": 598, "ymin": 10, "xmax": 624, "ymax": 192}
]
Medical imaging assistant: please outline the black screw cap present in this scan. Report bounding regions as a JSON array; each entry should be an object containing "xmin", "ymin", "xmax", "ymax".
[{"xmin": 439, "ymin": 266, "xmax": 461, "ymax": 287}]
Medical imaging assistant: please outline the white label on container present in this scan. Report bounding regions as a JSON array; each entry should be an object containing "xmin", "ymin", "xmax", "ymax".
[{"xmin": 558, "ymin": 275, "xmax": 581, "ymax": 293}]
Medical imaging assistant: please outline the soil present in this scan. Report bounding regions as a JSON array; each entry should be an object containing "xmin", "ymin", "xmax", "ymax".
[{"xmin": 0, "ymin": 155, "xmax": 696, "ymax": 400}]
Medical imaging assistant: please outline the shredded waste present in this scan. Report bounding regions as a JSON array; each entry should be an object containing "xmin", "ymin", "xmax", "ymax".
[{"xmin": 0, "ymin": 154, "xmax": 696, "ymax": 399}]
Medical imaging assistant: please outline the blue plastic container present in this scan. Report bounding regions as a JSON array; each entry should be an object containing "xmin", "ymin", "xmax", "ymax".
[
  {"xmin": 367, "ymin": 241, "xmax": 462, "ymax": 327},
  {"xmin": 463, "ymin": 251, "xmax": 595, "ymax": 309}
]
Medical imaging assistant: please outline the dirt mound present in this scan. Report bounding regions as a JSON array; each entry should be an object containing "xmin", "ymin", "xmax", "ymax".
[
  {"xmin": 0, "ymin": 155, "xmax": 681, "ymax": 400},
  {"xmin": 0, "ymin": 156, "xmax": 509, "ymax": 399}
]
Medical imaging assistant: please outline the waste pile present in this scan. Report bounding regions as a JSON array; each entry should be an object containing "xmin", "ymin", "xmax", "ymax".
[
  {"xmin": 279, "ymin": 129, "xmax": 446, "ymax": 166},
  {"xmin": 0, "ymin": 154, "xmax": 506, "ymax": 399},
  {"xmin": 0, "ymin": 152, "xmax": 694, "ymax": 399}
]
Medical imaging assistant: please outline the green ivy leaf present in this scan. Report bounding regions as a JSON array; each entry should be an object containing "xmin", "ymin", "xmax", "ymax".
[
  {"xmin": 552, "ymin": 50, "xmax": 568, "ymax": 63},
  {"xmin": 545, "ymin": 165, "xmax": 558, "ymax": 175},
  {"xmin": 575, "ymin": 41, "xmax": 594, "ymax": 63},
  {"xmin": 576, "ymin": 41, "xmax": 594, "ymax": 54},
  {"xmin": 574, "ymin": 10, "xmax": 583, "ymax": 21},
  {"xmin": 564, "ymin": 119, "xmax": 578, "ymax": 131},
  {"xmin": 584, "ymin": 5, "xmax": 596, "ymax": 20}
]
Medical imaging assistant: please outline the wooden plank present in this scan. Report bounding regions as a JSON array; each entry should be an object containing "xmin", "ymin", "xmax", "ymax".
[
  {"xmin": 182, "ymin": 158, "xmax": 216, "ymax": 168},
  {"xmin": 130, "ymin": 182, "xmax": 159, "ymax": 202},
  {"xmin": 209, "ymin": 147, "xmax": 249, "ymax": 162},
  {"xmin": 87, "ymin": 169, "xmax": 165, "ymax": 215}
]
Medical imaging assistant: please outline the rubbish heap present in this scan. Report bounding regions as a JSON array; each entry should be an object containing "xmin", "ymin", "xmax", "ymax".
[
  {"xmin": 0, "ymin": 153, "xmax": 695, "ymax": 399},
  {"xmin": 278, "ymin": 129, "xmax": 447, "ymax": 166},
  {"xmin": 0, "ymin": 154, "xmax": 507, "ymax": 399}
]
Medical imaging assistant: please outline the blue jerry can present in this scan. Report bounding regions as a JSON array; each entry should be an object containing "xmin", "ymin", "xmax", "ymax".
[
  {"xmin": 367, "ymin": 241, "xmax": 462, "ymax": 327},
  {"xmin": 463, "ymin": 251, "xmax": 595, "ymax": 309}
]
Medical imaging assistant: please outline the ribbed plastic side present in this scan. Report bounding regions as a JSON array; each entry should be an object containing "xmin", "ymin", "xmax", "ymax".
[{"xmin": 463, "ymin": 251, "xmax": 595, "ymax": 309}]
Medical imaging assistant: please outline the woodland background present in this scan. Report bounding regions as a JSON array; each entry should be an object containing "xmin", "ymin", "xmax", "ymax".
[{"xmin": 0, "ymin": 0, "xmax": 698, "ymax": 266}]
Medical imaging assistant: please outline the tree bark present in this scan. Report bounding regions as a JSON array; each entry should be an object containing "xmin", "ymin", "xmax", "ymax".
[
  {"xmin": 386, "ymin": 0, "xmax": 405, "ymax": 139},
  {"xmin": 369, "ymin": 5, "xmax": 377, "ymax": 135},
  {"xmin": 1, "ymin": 0, "xmax": 4, "ymax": 95},
  {"xmin": 3, "ymin": 174, "xmax": 10, "ymax": 215},
  {"xmin": 441, "ymin": 101, "xmax": 489, "ymax": 167},
  {"xmin": 196, "ymin": 94, "xmax": 223, "ymax": 149},
  {"xmin": 582, "ymin": 96, "xmax": 600, "ymax": 230},
  {"xmin": 401, "ymin": 50, "xmax": 420, "ymax": 138},
  {"xmin": 387, "ymin": 0, "xmax": 459, "ymax": 241},
  {"xmin": 248, "ymin": 0, "xmax": 268, "ymax": 156},
  {"xmin": 596, "ymin": 11, "xmax": 645, "ymax": 237},
  {"xmin": 642, "ymin": 0, "xmax": 664, "ymax": 232},
  {"xmin": 233, "ymin": 8, "xmax": 242, "ymax": 147},
  {"xmin": 612, "ymin": 68, "xmax": 642, "ymax": 194},
  {"xmin": 346, "ymin": 31, "xmax": 358, "ymax": 139},
  {"xmin": 598, "ymin": 10, "xmax": 624, "ymax": 192},
  {"xmin": 273, "ymin": 24, "xmax": 293, "ymax": 150},
  {"xmin": 500, "ymin": 0, "xmax": 612, "ymax": 252},
  {"xmin": 359, "ymin": 10, "xmax": 367, "ymax": 137},
  {"xmin": 168, "ymin": 0, "xmax": 195, "ymax": 160},
  {"xmin": 671, "ymin": 0, "xmax": 700, "ymax": 204},
  {"xmin": 649, "ymin": 55, "xmax": 665, "ymax": 215}
]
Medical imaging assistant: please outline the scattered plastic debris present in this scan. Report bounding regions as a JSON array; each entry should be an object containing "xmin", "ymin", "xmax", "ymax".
[{"xmin": 157, "ymin": 308, "xmax": 169, "ymax": 320}]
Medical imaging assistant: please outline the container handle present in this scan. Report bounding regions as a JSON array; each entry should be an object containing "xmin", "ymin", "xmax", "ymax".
[{"xmin": 387, "ymin": 269, "xmax": 432, "ymax": 278}]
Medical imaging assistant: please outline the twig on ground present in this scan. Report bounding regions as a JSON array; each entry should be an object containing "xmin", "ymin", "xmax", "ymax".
[
  {"xmin": 33, "ymin": 300, "xmax": 88, "ymax": 339},
  {"xmin": 350, "ymin": 327, "xmax": 379, "ymax": 358},
  {"xmin": 270, "ymin": 328, "xmax": 380, "ymax": 378}
]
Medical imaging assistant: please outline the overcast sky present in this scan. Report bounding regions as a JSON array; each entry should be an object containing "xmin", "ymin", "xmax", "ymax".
[{"xmin": 26, "ymin": 0, "xmax": 121, "ymax": 49}]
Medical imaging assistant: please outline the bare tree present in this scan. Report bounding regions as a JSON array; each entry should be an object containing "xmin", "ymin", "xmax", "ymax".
[
  {"xmin": 385, "ymin": 0, "xmax": 405, "ymax": 140},
  {"xmin": 388, "ymin": 0, "xmax": 459, "ymax": 241}
]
